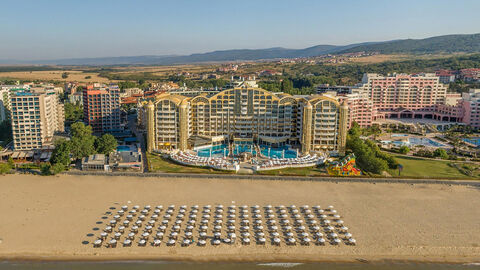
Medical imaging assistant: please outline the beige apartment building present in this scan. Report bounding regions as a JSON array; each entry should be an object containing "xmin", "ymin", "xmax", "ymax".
[
  {"xmin": 139, "ymin": 87, "xmax": 348, "ymax": 156},
  {"xmin": 10, "ymin": 89, "xmax": 64, "ymax": 150}
]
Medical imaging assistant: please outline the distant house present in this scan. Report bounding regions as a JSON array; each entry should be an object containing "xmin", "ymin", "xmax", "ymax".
[
  {"xmin": 435, "ymin": 70, "xmax": 456, "ymax": 84},
  {"xmin": 460, "ymin": 68, "xmax": 480, "ymax": 82},
  {"xmin": 259, "ymin": 70, "xmax": 282, "ymax": 77}
]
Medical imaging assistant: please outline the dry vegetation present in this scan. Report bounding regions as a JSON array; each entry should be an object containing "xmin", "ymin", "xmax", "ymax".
[
  {"xmin": 0, "ymin": 70, "xmax": 113, "ymax": 83},
  {"xmin": 349, "ymin": 54, "xmax": 410, "ymax": 64}
]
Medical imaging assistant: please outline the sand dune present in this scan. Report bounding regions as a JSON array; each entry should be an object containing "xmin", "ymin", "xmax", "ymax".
[{"xmin": 0, "ymin": 174, "xmax": 478, "ymax": 263}]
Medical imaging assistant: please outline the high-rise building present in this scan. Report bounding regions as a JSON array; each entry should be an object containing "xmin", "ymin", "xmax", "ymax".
[
  {"xmin": 10, "ymin": 88, "xmax": 64, "ymax": 150},
  {"xmin": 339, "ymin": 91, "xmax": 375, "ymax": 128},
  {"xmin": 459, "ymin": 89, "xmax": 480, "ymax": 128},
  {"xmin": 83, "ymin": 85, "xmax": 121, "ymax": 133},
  {"xmin": 355, "ymin": 73, "xmax": 448, "ymax": 119},
  {"xmin": 0, "ymin": 85, "xmax": 30, "ymax": 122},
  {"xmin": 0, "ymin": 88, "xmax": 11, "ymax": 123},
  {"xmin": 316, "ymin": 84, "xmax": 352, "ymax": 95},
  {"xmin": 142, "ymin": 87, "xmax": 348, "ymax": 155}
]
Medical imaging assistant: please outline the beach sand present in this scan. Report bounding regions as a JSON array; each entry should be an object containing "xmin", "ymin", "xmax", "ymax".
[{"xmin": 0, "ymin": 174, "xmax": 479, "ymax": 263}]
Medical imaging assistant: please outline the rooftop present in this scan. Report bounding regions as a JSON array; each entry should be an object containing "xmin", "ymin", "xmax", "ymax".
[{"xmin": 82, "ymin": 154, "xmax": 106, "ymax": 165}]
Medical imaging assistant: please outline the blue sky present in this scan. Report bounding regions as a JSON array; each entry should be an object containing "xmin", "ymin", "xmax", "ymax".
[{"xmin": 1, "ymin": 0, "xmax": 479, "ymax": 60}]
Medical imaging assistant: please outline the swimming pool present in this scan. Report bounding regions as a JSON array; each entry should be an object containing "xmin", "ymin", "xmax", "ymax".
[
  {"xmin": 392, "ymin": 138, "xmax": 445, "ymax": 148},
  {"xmin": 391, "ymin": 134, "xmax": 408, "ymax": 137},
  {"xmin": 260, "ymin": 145, "xmax": 297, "ymax": 159},
  {"xmin": 196, "ymin": 144, "xmax": 230, "ymax": 157},
  {"xmin": 196, "ymin": 143, "xmax": 298, "ymax": 158},
  {"xmin": 462, "ymin": 137, "xmax": 480, "ymax": 146},
  {"xmin": 409, "ymin": 137, "xmax": 445, "ymax": 147},
  {"xmin": 117, "ymin": 145, "xmax": 134, "ymax": 152}
]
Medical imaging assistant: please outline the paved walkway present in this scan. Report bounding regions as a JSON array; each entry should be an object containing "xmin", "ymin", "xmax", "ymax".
[
  {"xmin": 128, "ymin": 114, "xmax": 148, "ymax": 173},
  {"xmin": 64, "ymin": 171, "xmax": 480, "ymax": 187},
  {"xmin": 238, "ymin": 162, "xmax": 254, "ymax": 174}
]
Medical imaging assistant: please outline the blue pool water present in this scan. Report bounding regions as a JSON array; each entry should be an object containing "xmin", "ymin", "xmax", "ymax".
[
  {"xmin": 117, "ymin": 145, "xmax": 133, "ymax": 152},
  {"xmin": 196, "ymin": 143, "xmax": 298, "ymax": 158},
  {"xmin": 260, "ymin": 145, "xmax": 297, "ymax": 159},
  {"xmin": 393, "ymin": 138, "xmax": 445, "ymax": 147},
  {"xmin": 409, "ymin": 137, "xmax": 445, "ymax": 147},
  {"xmin": 462, "ymin": 137, "xmax": 480, "ymax": 146},
  {"xmin": 197, "ymin": 144, "xmax": 230, "ymax": 157},
  {"xmin": 391, "ymin": 134, "xmax": 408, "ymax": 137}
]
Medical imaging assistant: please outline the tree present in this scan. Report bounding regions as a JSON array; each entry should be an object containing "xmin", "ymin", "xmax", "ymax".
[
  {"xmin": 377, "ymin": 151, "xmax": 399, "ymax": 169},
  {"xmin": 433, "ymin": 148, "xmax": 449, "ymax": 159},
  {"xmin": 40, "ymin": 164, "xmax": 52, "ymax": 176},
  {"xmin": 118, "ymin": 81, "xmax": 137, "ymax": 90},
  {"xmin": 51, "ymin": 139, "xmax": 72, "ymax": 167},
  {"xmin": 0, "ymin": 163, "xmax": 12, "ymax": 174},
  {"xmin": 95, "ymin": 134, "xmax": 117, "ymax": 155},
  {"xmin": 399, "ymin": 146, "xmax": 410, "ymax": 155},
  {"xmin": 71, "ymin": 122, "xmax": 93, "ymax": 138},
  {"xmin": 346, "ymin": 127, "xmax": 397, "ymax": 174},
  {"xmin": 415, "ymin": 149, "xmax": 434, "ymax": 158},
  {"xmin": 64, "ymin": 102, "xmax": 83, "ymax": 122},
  {"xmin": 280, "ymin": 79, "xmax": 293, "ymax": 92},
  {"xmin": 50, "ymin": 163, "xmax": 66, "ymax": 175},
  {"xmin": 70, "ymin": 122, "xmax": 96, "ymax": 160},
  {"xmin": 0, "ymin": 120, "xmax": 12, "ymax": 144},
  {"xmin": 61, "ymin": 72, "xmax": 69, "ymax": 79},
  {"xmin": 348, "ymin": 122, "xmax": 362, "ymax": 138}
]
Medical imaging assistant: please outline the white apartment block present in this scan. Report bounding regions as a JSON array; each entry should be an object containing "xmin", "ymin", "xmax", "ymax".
[{"xmin": 10, "ymin": 89, "xmax": 65, "ymax": 150}]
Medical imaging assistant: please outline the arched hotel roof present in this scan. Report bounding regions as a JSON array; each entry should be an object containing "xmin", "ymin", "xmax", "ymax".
[
  {"xmin": 151, "ymin": 87, "xmax": 340, "ymax": 106},
  {"xmin": 153, "ymin": 92, "xmax": 190, "ymax": 106}
]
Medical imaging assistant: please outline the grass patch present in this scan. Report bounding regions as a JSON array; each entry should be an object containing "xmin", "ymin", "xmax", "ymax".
[
  {"xmin": 147, "ymin": 153, "xmax": 233, "ymax": 174},
  {"xmin": 256, "ymin": 165, "xmax": 328, "ymax": 177},
  {"xmin": 388, "ymin": 154, "xmax": 480, "ymax": 179}
]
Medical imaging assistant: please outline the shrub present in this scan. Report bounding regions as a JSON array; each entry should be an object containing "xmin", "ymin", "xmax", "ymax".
[
  {"xmin": 433, "ymin": 148, "xmax": 449, "ymax": 159},
  {"xmin": 399, "ymin": 146, "xmax": 410, "ymax": 154},
  {"xmin": 40, "ymin": 164, "xmax": 52, "ymax": 176}
]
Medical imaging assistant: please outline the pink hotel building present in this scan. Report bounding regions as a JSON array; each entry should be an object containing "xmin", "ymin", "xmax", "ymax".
[{"xmin": 343, "ymin": 73, "xmax": 473, "ymax": 128}]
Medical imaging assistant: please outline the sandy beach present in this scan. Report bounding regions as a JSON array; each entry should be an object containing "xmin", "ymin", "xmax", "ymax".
[{"xmin": 0, "ymin": 174, "xmax": 479, "ymax": 263}]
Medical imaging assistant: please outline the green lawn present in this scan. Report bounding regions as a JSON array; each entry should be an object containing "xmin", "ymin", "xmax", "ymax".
[
  {"xmin": 257, "ymin": 165, "xmax": 328, "ymax": 177},
  {"xmin": 147, "ymin": 152, "xmax": 480, "ymax": 180},
  {"xmin": 147, "ymin": 153, "xmax": 233, "ymax": 174},
  {"xmin": 388, "ymin": 154, "xmax": 479, "ymax": 179}
]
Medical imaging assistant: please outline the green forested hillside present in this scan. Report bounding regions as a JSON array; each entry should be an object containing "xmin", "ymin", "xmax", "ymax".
[{"xmin": 340, "ymin": 34, "xmax": 480, "ymax": 54}]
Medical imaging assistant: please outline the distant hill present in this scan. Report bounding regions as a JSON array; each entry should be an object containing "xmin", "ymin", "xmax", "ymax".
[
  {"xmin": 26, "ymin": 45, "xmax": 352, "ymax": 65},
  {"xmin": 2, "ymin": 33, "xmax": 480, "ymax": 65},
  {"xmin": 339, "ymin": 33, "xmax": 480, "ymax": 54}
]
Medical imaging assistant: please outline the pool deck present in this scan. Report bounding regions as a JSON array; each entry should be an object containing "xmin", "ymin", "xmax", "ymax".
[
  {"xmin": 196, "ymin": 144, "xmax": 299, "ymax": 159},
  {"xmin": 378, "ymin": 133, "xmax": 451, "ymax": 149}
]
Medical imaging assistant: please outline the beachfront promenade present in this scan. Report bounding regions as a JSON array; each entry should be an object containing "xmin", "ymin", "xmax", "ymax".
[{"xmin": 65, "ymin": 170, "xmax": 480, "ymax": 187}]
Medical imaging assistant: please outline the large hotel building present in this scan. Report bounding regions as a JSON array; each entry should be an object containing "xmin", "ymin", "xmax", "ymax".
[
  {"xmin": 83, "ymin": 84, "xmax": 121, "ymax": 134},
  {"xmin": 356, "ymin": 73, "xmax": 448, "ymax": 120},
  {"xmin": 341, "ymin": 73, "xmax": 470, "ymax": 128},
  {"xmin": 10, "ymin": 89, "xmax": 64, "ymax": 150},
  {"xmin": 140, "ymin": 87, "xmax": 348, "ymax": 155}
]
